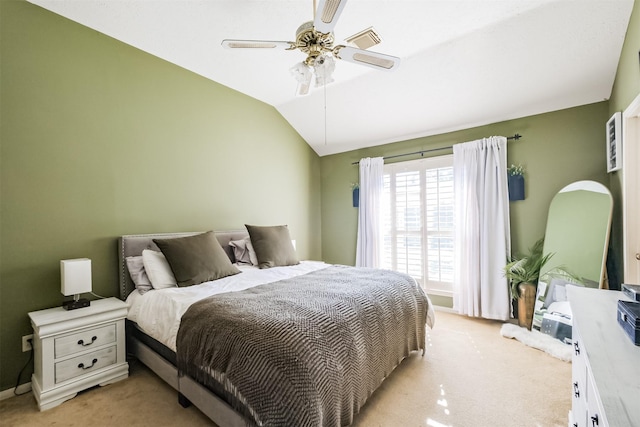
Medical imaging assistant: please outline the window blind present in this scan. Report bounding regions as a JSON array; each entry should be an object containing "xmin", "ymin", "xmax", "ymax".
[{"xmin": 382, "ymin": 155, "xmax": 454, "ymax": 296}]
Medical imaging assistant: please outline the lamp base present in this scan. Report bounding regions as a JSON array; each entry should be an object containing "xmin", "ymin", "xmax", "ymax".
[{"xmin": 62, "ymin": 298, "xmax": 90, "ymax": 310}]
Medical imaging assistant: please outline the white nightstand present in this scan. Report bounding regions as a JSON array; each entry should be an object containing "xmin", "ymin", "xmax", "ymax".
[{"xmin": 28, "ymin": 297, "xmax": 129, "ymax": 410}]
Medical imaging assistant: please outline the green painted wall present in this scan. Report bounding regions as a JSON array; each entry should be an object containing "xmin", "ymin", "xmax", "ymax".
[
  {"xmin": 321, "ymin": 102, "xmax": 610, "ymax": 263},
  {"xmin": 0, "ymin": 0, "xmax": 321, "ymax": 390},
  {"xmin": 1, "ymin": 0, "xmax": 637, "ymax": 395},
  {"xmin": 320, "ymin": 102, "xmax": 610, "ymax": 307},
  {"xmin": 607, "ymin": 0, "xmax": 640, "ymax": 287}
]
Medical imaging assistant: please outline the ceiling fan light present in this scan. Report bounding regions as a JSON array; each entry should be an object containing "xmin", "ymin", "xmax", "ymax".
[
  {"xmin": 315, "ymin": 74, "xmax": 335, "ymax": 87},
  {"xmin": 290, "ymin": 62, "xmax": 311, "ymax": 82},
  {"xmin": 290, "ymin": 62, "xmax": 313, "ymax": 96},
  {"xmin": 313, "ymin": 54, "xmax": 336, "ymax": 87},
  {"xmin": 297, "ymin": 80, "xmax": 311, "ymax": 96}
]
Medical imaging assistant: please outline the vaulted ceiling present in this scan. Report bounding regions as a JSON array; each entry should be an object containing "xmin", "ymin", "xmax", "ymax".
[{"xmin": 27, "ymin": 0, "xmax": 634, "ymax": 156}]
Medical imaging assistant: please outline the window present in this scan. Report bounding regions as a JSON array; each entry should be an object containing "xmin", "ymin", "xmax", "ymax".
[{"xmin": 381, "ymin": 155, "xmax": 454, "ymax": 296}]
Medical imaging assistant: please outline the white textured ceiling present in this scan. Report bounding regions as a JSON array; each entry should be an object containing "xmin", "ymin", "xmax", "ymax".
[{"xmin": 27, "ymin": 0, "xmax": 634, "ymax": 156}]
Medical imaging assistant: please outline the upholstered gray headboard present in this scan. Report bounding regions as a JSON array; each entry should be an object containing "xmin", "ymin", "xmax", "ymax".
[{"xmin": 118, "ymin": 230, "xmax": 249, "ymax": 300}]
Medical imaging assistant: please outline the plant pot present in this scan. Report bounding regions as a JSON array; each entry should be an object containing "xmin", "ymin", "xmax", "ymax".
[
  {"xmin": 517, "ymin": 282, "xmax": 537, "ymax": 330},
  {"xmin": 511, "ymin": 297, "xmax": 519, "ymax": 319},
  {"xmin": 508, "ymin": 174, "xmax": 525, "ymax": 201}
]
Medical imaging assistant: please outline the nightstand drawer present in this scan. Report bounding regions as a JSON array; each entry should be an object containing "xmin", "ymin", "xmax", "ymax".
[
  {"xmin": 54, "ymin": 324, "xmax": 116, "ymax": 359},
  {"xmin": 55, "ymin": 346, "xmax": 117, "ymax": 384}
]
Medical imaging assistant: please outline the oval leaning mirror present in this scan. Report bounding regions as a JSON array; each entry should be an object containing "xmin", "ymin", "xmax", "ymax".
[{"xmin": 532, "ymin": 180, "xmax": 613, "ymax": 334}]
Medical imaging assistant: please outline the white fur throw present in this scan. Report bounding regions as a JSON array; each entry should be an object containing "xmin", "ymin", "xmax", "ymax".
[{"xmin": 500, "ymin": 323, "xmax": 572, "ymax": 362}]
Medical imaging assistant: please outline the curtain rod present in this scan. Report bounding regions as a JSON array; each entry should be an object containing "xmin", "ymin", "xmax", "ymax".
[{"xmin": 351, "ymin": 133, "xmax": 522, "ymax": 165}]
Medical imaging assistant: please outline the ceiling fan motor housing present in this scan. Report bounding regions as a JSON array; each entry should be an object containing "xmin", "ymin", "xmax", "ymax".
[{"xmin": 296, "ymin": 21, "xmax": 334, "ymax": 63}]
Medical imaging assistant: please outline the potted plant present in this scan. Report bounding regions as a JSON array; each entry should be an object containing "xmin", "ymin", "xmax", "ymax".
[
  {"xmin": 503, "ymin": 238, "xmax": 578, "ymax": 330},
  {"xmin": 351, "ymin": 183, "xmax": 360, "ymax": 208},
  {"xmin": 508, "ymin": 164, "xmax": 525, "ymax": 201}
]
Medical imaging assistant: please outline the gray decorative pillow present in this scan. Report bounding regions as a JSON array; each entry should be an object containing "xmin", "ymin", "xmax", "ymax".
[
  {"xmin": 126, "ymin": 256, "xmax": 153, "ymax": 294},
  {"xmin": 245, "ymin": 224, "xmax": 299, "ymax": 269},
  {"xmin": 153, "ymin": 231, "xmax": 240, "ymax": 287},
  {"xmin": 229, "ymin": 237, "xmax": 258, "ymax": 265}
]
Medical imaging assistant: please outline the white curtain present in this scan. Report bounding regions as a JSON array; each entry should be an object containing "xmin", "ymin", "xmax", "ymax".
[
  {"xmin": 355, "ymin": 157, "xmax": 384, "ymax": 268},
  {"xmin": 452, "ymin": 136, "xmax": 511, "ymax": 320}
]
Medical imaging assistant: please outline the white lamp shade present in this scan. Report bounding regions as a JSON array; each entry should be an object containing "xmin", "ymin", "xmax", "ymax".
[{"xmin": 60, "ymin": 258, "xmax": 92, "ymax": 296}]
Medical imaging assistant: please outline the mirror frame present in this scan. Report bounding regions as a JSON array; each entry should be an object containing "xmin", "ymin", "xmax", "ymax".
[{"xmin": 532, "ymin": 180, "xmax": 613, "ymax": 332}]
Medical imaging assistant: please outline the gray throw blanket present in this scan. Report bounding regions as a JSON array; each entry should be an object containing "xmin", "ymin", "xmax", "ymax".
[{"xmin": 177, "ymin": 265, "xmax": 429, "ymax": 427}]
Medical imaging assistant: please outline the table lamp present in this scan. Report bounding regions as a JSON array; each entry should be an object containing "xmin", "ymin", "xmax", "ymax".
[{"xmin": 61, "ymin": 258, "xmax": 92, "ymax": 310}]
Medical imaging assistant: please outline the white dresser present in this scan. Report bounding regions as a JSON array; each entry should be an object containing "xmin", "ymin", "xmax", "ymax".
[
  {"xmin": 28, "ymin": 297, "xmax": 129, "ymax": 410},
  {"xmin": 567, "ymin": 286, "xmax": 640, "ymax": 427}
]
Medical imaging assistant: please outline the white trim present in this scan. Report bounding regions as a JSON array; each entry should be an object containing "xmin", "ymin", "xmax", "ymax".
[
  {"xmin": 432, "ymin": 305, "xmax": 457, "ymax": 314},
  {"xmin": 427, "ymin": 288, "xmax": 454, "ymax": 298},
  {"xmin": 624, "ymin": 92, "xmax": 640, "ymax": 117},
  {"xmin": 622, "ymin": 92, "xmax": 640, "ymax": 283},
  {"xmin": 0, "ymin": 382, "xmax": 31, "ymax": 401},
  {"xmin": 384, "ymin": 154, "xmax": 453, "ymax": 172},
  {"xmin": 606, "ymin": 112, "xmax": 623, "ymax": 172}
]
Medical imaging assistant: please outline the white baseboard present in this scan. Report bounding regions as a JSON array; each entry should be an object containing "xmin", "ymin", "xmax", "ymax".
[
  {"xmin": 433, "ymin": 305, "xmax": 457, "ymax": 314},
  {"xmin": 0, "ymin": 382, "xmax": 31, "ymax": 401}
]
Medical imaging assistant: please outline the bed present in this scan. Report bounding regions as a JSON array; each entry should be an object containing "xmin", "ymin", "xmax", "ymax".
[{"xmin": 119, "ymin": 229, "xmax": 434, "ymax": 427}]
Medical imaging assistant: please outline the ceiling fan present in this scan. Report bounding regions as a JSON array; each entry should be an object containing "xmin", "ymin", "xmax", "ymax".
[{"xmin": 221, "ymin": 0, "xmax": 400, "ymax": 96}]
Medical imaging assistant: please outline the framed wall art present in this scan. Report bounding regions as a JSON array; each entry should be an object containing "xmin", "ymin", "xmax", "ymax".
[{"xmin": 606, "ymin": 112, "xmax": 622, "ymax": 173}]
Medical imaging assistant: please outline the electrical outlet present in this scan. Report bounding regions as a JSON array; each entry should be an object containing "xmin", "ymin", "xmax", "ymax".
[{"xmin": 22, "ymin": 334, "xmax": 33, "ymax": 352}]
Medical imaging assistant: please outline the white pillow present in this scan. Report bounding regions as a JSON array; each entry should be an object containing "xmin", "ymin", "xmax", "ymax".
[
  {"xmin": 126, "ymin": 256, "xmax": 153, "ymax": 294},
  {"xmin": 142, "ymin": 249, "xmax": 177, "ymax": 289}
]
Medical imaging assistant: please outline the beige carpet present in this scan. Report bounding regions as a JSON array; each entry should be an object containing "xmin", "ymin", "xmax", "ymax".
[{"xmin": 0, "ymin": 312, "xmax": 571, "ymax": 427}]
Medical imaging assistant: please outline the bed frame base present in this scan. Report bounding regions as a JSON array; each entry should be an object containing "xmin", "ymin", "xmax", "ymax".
[
  {"xmin": 120, "ymin": 231, "xmax": 253, "ymax": 427},
  {"xmin": 178, "ymin": 393, "xmax": 191, "ymax": 408},
  {"xmin": 128, "ymin": 335, "xmax": 249, "ymax": 427}
]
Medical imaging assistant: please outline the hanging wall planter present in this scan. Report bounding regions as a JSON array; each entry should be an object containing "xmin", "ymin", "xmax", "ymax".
[
  {"xmin": 352, "ymin": 186, "xmax": 360, "ymax": 208},
  {"xmin": 508, "ymin": 174, "xmax": 525, "ymax": 201},
  {"xmin": 508, "ymin": 164, "xmax": 525, "ymax": 201}
]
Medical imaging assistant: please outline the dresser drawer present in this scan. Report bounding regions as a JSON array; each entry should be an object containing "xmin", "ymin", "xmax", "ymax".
[
  {"xmin": 571, "ymin": 326, "xmax": 587, "ymax": 427},
  {"xmin": 54, "ymin": 324, "xmax": 116, "ymax": 359},
  {"xmin": 55, "ymin": 346, "xmax": 117, "ymax": 384}
]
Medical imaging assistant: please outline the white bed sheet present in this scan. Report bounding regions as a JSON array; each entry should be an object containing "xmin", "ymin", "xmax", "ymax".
[{"xmin": 126, "ymin": 261, "xmax": 330, "ymax": 351}]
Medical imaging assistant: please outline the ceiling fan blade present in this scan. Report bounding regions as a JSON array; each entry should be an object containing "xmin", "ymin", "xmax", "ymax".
[
  {"xmin": 334, "ymin": 46, "xmax": 400, "ymax": 71},
  {"xmin": 221, "ymin": 39, "xmax": 294, "ymax": 49},
  {"xmin": 314, "ymin": 0, "xmax": 348, "ymax": 34}
]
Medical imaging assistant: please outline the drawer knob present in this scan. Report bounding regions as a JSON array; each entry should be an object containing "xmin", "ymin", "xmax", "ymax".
[
  {"xmin": 591, "ymin": 414, "xmax": 599, "ymax": 426},
  {"xmin": 573, "ymin": 382, "xmax": 580, "ymax": 398},
  {"xmin": 78, "ymin": 358, "xmax": 98, "ymax": 370},
  {"xmin": 78, "ymin": 336, "xmax": 97, "ymax": 346}
]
